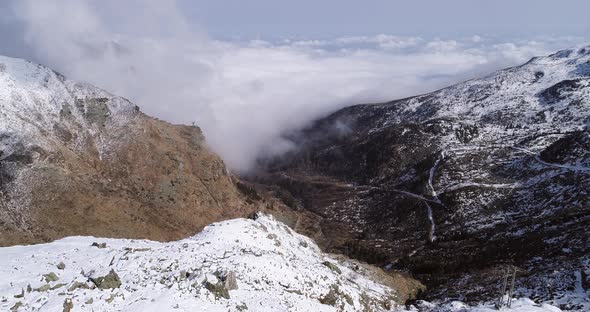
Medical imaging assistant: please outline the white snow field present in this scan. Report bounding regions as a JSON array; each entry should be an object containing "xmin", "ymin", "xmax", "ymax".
[
  {"xmin": 0, "ymin": 214, "xmax": 403, "ymax": 312},
  {"xmin": 0, "ymin": 214, "xmax": 564, "ymax": 311}
]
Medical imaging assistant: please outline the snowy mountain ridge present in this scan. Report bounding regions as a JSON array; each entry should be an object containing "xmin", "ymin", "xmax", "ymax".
[
  {"xmin": 0, "ymin": 54, "xmax": 260, "ymax": 246},
  {"xmin": 340, "ymin": 44, "xmax": 590, "ymax": 142},
  {"xmin": 0, "ymin": 214, "xmax": 563, "ymax": 312},
  {"xmin": 0, "ymin": 54, "xmax": 136, "ymax": 157},
  {"xmin": 0, "ymin": 214, "xmax": 404, "ymax": 311}
]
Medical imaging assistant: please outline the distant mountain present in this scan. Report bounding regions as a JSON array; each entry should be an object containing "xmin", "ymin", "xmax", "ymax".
[
  {"xmin": 254, "ymin": 46, "xmax": 590, "ymax": 309},
  {"xmin": 0, "ymin": 55, "xmax": 262, "ymax": 245}
]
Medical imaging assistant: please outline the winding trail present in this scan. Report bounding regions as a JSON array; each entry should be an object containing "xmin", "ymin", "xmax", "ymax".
[
  {"xmin": 362, "ymin": 185, "xmax": 440, "ymax": 204},
  {"xmin": 425, "ymin": 202, "xmax": 436, "ymax": 242},
  {"xmin": 428, "ymin": 152, "xmax": 444, "ymax": 204},
  {"xmin": 281, "ymin": 143, "xmax": 588, "ymax": 247},
  {"xmin": 390, "ymin": 189, "xmax": 440, "ymax": 204},
  {"xmin": 424, "ymin": 151, "xmax": 446, "ymax": 241},
  {"xmin": 442, "ymin": 182, "xmax": 520, "ymax": 193},
  {"xmin": 512, "ymin": 146, "xmax": 590, "ymax": 172}
]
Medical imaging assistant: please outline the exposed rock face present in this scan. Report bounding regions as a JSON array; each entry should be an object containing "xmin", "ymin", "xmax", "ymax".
[
  {"xmin": 0, "ymin": 55, "xmax": 259, "ymax": 245},
  {"xmin": 254, "ymin": 46, "xmax": 590, "ymax": 307}
]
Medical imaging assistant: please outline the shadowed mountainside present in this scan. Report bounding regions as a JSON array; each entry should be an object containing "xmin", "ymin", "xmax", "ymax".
[{"xmin": 251, "ymin": 46, "xmax": 590, "ymax": 308}]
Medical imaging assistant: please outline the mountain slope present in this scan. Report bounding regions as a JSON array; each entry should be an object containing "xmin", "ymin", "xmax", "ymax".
[
  {"xmin": 0, "ymin": 214, "xmax": 424, "ymax": 312},
  {"xmin": 0, "ymin": 55, "xmax": 260, "ymax": 246},
  {"xmin": 254, "ymin": 46, "xmax": 590, "ymax": 308}
]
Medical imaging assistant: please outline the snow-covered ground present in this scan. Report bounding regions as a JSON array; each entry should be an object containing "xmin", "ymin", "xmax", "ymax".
[
  {"xmin": 413, "ymin": 298, "xmax": 562, "ymax": 312},
  {"xmin": 0, "ymin": 214, "xmax": 565, "ymax": 311},
  {"xmin": 0, "ymin": 214, "xmax": 403, "ymax": 311}
]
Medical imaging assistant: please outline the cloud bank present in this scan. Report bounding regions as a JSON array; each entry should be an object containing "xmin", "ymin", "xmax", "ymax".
[{"xmin": 2, "ymin": 0, "xmax": 587, "ymax": 172}]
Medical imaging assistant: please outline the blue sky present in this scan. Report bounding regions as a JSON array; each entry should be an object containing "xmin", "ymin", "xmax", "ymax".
[{"xmin": 177, "ymin": 0, "xmax": 590, "ymax": 40}]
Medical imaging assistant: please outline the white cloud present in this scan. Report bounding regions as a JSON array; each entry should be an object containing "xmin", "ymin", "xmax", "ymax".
[{"xmin": 4, "ymin": 0, "xmax": 587, "ymax": 172}]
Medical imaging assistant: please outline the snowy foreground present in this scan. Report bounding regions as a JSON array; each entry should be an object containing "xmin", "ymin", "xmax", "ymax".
[{"xmin": 0, "ymin": 215, "xmax": 562, "ymax": 312}]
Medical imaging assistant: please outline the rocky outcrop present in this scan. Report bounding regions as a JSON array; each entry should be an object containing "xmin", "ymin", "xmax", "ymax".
[
  {"xmin": 0, "ymin": 55, "xmax": 261, "ymax": 245},
  {"xmin": 90, "ymin": 270, "xmax": 121, "ymax": 289},
  {"xmin": 253, "ymin": 46, "xmax": 590, "ymax": 307}
]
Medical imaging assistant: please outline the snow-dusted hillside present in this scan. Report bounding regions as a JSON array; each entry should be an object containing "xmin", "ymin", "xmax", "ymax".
[
  {"xmin": 0, "ymin": 54, "xmax": 137, "ymax": 156},
  {"xmin": 0, "ymin": 214, "xmax": 562, "ymax": 312},
  {"xmin": 0, "ymin": 49, "xmax": 581, "ymax": 311},
  {"xmin": 257, "ymin": 45, "xmax": 590, "ymax": 308},
  {"xmin": 0, "ymin": 55, "xmax": 258, "ymax": 246},
  {"xmin": 0, "ymin": 214, "xmax": 408, "ymax": 312}
]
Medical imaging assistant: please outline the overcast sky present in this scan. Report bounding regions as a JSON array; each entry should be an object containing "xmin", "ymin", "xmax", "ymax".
[{"xmin": 0, "ymin": 0, "xmax": 588, "ymax": 171}]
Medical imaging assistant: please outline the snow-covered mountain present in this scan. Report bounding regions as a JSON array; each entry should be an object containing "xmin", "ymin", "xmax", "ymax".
[
  {"xmin": 0, "ymin": 214, "xmax": 563, "ymax": 312},
  {"xmin": 1, "ymin": 45, "xmax": 589, "ymax": 311},
  {"xmin": 0, "ymin": 55, "xmax": 264, "ymax": 246},
  {"xmin": 254, "ymin": 45, "xmax": 590, "ymax": 309},
  {"xmin": 0, "ymin": 214, "xmax": 420, "ymax": 312}
]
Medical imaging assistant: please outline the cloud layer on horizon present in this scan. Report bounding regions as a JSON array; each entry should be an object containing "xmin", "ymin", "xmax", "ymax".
[{"xmin": 1, "ymin": 0, "xmax": 588, "ymax": 172}]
